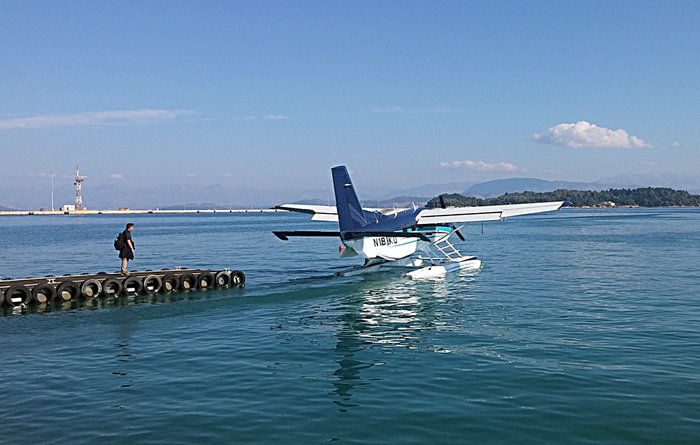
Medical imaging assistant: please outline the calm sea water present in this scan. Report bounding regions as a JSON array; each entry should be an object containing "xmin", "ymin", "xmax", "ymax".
[{"xmin": 1, "ymin": 208, "xmax": 698, "ymax": 444}]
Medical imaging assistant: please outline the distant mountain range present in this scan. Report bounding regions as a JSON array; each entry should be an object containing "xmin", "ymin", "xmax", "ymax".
[
  {"xmin": 2, "ymin": 174, "xmax": 699, "ymax": 211},
  {"xmin": 597, "ymin": 173, "xmax": 700, "ymax": 193},
  {"xmin": 462, "ymin": 178, "xmax": 617, "ymax": 198},
  {"xmin": 379, "ymin": 181, "xmax": 476, "ymax": 199},
  {"xmin": 370, "ymin": 175, "xmax": 700, "ymax": 207}
]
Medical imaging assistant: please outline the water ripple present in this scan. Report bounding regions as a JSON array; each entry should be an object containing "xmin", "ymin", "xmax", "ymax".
[{"xmin": 1, "ymin": 210, "xmax": 699, "ymax": 443}]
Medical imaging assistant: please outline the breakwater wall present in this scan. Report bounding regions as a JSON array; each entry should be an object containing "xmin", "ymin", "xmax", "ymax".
[
  {"xmin": 0, "ymin": 209, "xmax": 288, "ymax": 216},
  {"xmin": 0, "ymin": 268, "xmax": 245, "ymax": 307}
]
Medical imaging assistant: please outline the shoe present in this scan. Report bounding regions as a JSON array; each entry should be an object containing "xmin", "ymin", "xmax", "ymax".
[{"xmin": 121, "ymin": 271, "xmax": 130, "ymax": 276}]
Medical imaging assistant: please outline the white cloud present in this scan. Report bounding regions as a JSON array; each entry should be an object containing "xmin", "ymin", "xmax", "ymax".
[
  {"xmin": 373, "ymin": 105, "xmax": 405, "ymax": 113},
  {"xmin": 440, "ymin": 160, "xmax": 519, "ymax": 172},
  {"xmin": 243, "ymin": 114, "xmax": 289, "ymax": 120},
  {"xmin": 372, "ymin": 105, "xmax": 460, "ymax": 114},
  {"xmin": 109, "ymin": 173, "xmax": 124, "ymax": 180},
  {"xmin": 533, "ymin": 121, "xmax": 651, "ymax": 149},
  {"xmin": 0, "ymin": 109, "xmax": 194, "ymax": 130},
  {"xmin": 416, "ymin": 106, "xmax": 461, "ymax": 113}
]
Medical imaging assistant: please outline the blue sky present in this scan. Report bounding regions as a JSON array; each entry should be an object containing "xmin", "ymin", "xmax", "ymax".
[{"xmin": 1, "ymin": 1, "xmax": 699, "ymax": 207}]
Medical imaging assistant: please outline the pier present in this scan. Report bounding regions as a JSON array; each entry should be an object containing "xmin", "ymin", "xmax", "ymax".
[
  {"xmin": 0, "ymin": 209, "xmax": 289, "ymax": 216},
  {"xmin": 1, "ymin": 268, "xmax": 245, "ymax": 307}
]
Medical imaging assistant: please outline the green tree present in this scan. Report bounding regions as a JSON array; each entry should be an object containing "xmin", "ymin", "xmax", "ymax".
[{"xmin": 427, "ymin": 188, "xmax": 700, "ymax": 208}]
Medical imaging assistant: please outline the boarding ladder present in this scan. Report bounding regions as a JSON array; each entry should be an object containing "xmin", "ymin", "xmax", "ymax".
[{"xmin": 430, "ymin": 235, "xmax": 464, "ymax": 261}]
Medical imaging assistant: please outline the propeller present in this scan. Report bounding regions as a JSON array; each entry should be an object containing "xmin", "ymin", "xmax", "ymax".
[
  {"xmin": 434, "ymin": 198, "xmax": 465, "ymax": 240},
  {"xmin": 452, "ymin": 224, "xmax": 466, "ymax": 241}
]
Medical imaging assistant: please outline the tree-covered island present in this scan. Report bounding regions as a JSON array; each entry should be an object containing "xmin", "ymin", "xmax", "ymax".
[{"xmin": 427, "ymin": 187, "xmax": 700, "ymax": 208}]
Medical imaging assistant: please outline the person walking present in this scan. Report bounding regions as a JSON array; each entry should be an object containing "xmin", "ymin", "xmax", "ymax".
[{"xmin": 119, "ymin": 223, "xmax": 135, "ymax": 275}]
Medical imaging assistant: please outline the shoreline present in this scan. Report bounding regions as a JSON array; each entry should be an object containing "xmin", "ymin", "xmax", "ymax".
[{"xmin": 0, "ymin": 208, "xmax": 290, "ymax": 216}]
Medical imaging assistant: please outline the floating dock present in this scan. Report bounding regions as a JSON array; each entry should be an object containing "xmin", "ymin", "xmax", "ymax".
[{"xmin": 0, "ymin": 268, "xmax": 245, "ymax": 307}]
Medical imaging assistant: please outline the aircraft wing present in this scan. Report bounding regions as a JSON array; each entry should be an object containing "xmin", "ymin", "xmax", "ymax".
[
  {"xmin": 275, "ymin": 204, "xmax": 411, "ymax": 222},
  {"xmin": 415, "ymin": 201, "xmax": 564, "ymax": 225}
]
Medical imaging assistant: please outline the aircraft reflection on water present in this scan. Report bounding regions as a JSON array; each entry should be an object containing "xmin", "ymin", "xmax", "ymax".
[{"xmin": 329, "ymin": 274, "xmax": 476, "ymax": 410}]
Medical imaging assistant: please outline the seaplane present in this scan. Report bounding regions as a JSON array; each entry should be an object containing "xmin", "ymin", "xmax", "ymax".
[{"xmin": 273, "ymin": 166, "xmax": 564, "ymax": 279}]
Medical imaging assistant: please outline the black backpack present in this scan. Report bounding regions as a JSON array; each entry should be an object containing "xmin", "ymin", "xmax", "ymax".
[{"xmin": 114, "ymin": 231, "xmax": 125, "ymax": 250}]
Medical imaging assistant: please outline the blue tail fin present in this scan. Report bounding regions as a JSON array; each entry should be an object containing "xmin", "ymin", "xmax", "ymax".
[{"xmin": 332, "ymin": 166, "xmax": 371, "ymax": 231}]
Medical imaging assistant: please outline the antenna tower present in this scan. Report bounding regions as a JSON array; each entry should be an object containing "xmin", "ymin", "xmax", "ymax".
[{"xmin": 74, "ymin": 164, "xmax": 86, "ymax": 210}]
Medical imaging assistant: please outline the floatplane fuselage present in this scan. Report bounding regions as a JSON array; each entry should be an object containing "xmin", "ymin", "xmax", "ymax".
[{"xmin": 274, "ymin": 166, "xmax": 564, "ymax": 279}]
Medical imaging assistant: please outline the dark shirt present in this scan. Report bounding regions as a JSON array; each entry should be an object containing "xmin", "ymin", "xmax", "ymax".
[{"xmin": 119, "ymin": 230, "xmax": 134, "ymax": 259}]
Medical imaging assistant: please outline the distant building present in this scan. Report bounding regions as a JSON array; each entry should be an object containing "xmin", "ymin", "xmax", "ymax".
[{"xmin": 60, "ymin": 204, "xmax": 76, "ymax": 211}]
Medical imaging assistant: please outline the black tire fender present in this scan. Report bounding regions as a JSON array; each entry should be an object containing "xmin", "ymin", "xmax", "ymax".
[
  {"xmin": 4, "ymin": 284, "xmax": 32, "ymax": 306},
  {"xmin": 230, "ymin": 270, "xmax": 245, "ymax": 287},
  {"xmin": 142, "ymin": 275, "xmax": 163, "ymax": 294},
  {"xmin": 214, "ymin": 270, "xmax": 231, "ymax": 288},
  {"xmin": 80, "ymin": 279, "xmax": 103, "ymax": 298},
  {"xmin": 122, "ymin": 276, "xmax": 143, "ymax": 295},
  {"xmin": 179, "ymin": 273, "xmax": 197, "ymax": 291},
  {"xmin": 197, "ymin": 272, "xmax": 215, "ymax": 289},
  {"xmin": 101, "ymin": 278, "xmax": 123, "ymax": 296},
  {"xmin": 31, "ymin": 283, "xmax": 57, "ymax": 304},
  {"xmin": 56, "ymin": 281, "xmax": 80, "ymax": 302},
  {"xmin": 161, "ymin": 273, "xmax": 180, "ymax": 292}
]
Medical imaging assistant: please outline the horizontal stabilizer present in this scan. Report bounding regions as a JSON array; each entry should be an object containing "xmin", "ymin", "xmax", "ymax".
[
  {"xmin": 274, "ymin": 204, "xmax": 339, "ymax": 222},
  {"xmin": 343, "ymin": 231, "xmax": 431, "ymax": 242},
  {"xmin": 273, "ymin": 230, "xmax": 341, "ymax": 241}
]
